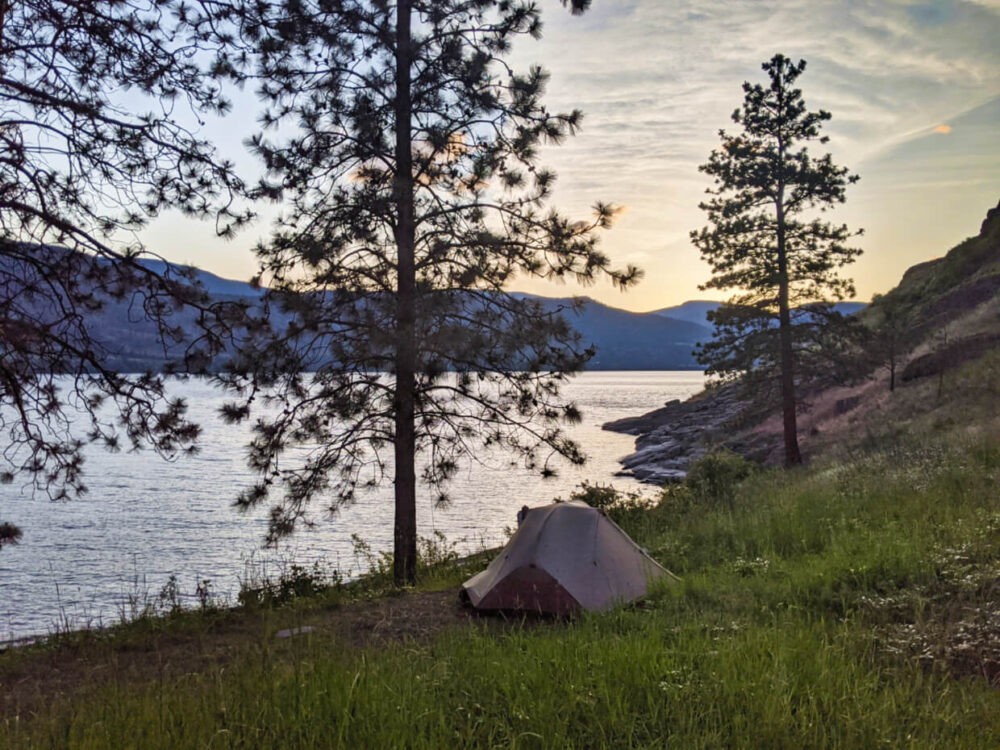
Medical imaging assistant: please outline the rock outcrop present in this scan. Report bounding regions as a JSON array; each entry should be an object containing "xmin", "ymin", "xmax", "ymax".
[
  {"xmin": 980, "ymin": 198, "xmax": 1000, "ymax": 236},
  {"xmin": 603, "ymin": 387, "xmax": 750, "ymax": 483}
]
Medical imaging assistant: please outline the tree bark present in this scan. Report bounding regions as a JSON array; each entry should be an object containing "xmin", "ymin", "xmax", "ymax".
[
  {"xmin": 771, "ymin": 76, "xmax": 802, "ymax": 468},
  {"xmin": 775, "ymin": 196, "xmax": 802, "ymax": 466},
  {"xmin": 392, "ymin": 0, "xmax": 418, "ymax": 585}
]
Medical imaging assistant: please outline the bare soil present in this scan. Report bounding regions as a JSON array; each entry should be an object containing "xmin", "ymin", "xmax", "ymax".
[{"xmin": 0, "ymin": 587, "xmax": 535, "ymax": 720}]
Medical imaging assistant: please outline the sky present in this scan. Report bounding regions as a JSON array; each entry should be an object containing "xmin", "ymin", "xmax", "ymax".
[{"xmin": 142, "ymin": 0, "xmax": 1000, "ymax": 313}]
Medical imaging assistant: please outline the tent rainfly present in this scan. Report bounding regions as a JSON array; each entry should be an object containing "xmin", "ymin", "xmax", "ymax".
[{"xmin": 462, "ymin": 500, "xmax": 678, "ymax": 615}]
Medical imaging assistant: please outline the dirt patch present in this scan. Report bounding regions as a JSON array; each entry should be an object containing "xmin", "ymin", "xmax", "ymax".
[
  {"xmin": 0, "ymin": 587, "xmax": 534, "ymax": 721},
  {"xmin": 323, "ymin": 588, "xmax": 477, "ymax": 646}
]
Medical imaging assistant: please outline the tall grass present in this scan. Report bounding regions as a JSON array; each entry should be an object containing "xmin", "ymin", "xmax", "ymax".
[
  {"xmin": 18, "ymin": 613, "xmax": 997, "ymax": 749},
  {"xmin": 4, "ymin": 435, "xmax": 1000, "ymax": 748}
]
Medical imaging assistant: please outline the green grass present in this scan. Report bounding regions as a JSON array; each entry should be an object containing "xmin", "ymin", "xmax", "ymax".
[
  {"xmin": 4, "ymin": 434, "xmax": 1000, "ymax": 748},
  {"xmin": 21, "ymin": 614, "xmax": 995, "ymax": 749}
]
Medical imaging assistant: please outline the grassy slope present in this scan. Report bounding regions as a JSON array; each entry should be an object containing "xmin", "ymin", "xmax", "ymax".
[
  {"xmin": 3, "ymin": 395, "xmax": 1000, "ymax": 747},
  {"xmin": 878, "ymin": 200, "xmax": 998, "ymax": 304},
  {"xmin": 741, "ymin": 200, "xmax": 1000, "ymax": 464},
  {"xmin": 860, "ymin": 199, "xmax": 999, "ymax": 340}
]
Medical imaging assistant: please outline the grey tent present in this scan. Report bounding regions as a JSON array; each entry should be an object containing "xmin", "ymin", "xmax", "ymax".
[{"xmin": 463, "ymin": 500, "xmax": 678, "ymax": 615}]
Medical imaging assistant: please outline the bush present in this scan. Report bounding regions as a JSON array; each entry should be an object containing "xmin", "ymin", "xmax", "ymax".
[
  {"xmin": 238, "ymin": 562, "xmax": 343, "ymax": 609},
  {"xmin": 568, "ymin": 482, "xmax": 657, "ymax": 534},
  {"xmin": 685, "ymin": 450, "xmax": 757, "ymax": 507}
]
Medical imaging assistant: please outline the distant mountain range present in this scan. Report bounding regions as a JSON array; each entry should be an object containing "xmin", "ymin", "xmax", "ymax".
[
  {"xmin": 650, "ymin": 300, "xmax": 722, "ymax": 326},
  {"xmin": 32, "ymin": 260, "xmax": 710, "ymax": 371},
  {"xmin": 649, "ymin": 299, "xmax": 867, "ymax": 327},
  {"xmin": 514, "ymin": 295, "xmax": 709, "ymax": 370},
  {"xmin": 149, "ymin": 266, "xmax": 713, "ymax": 370},
  {"xmin": 126, "ymin": 267, "xmax": 864, "ymax": 371},
  {"xmin": 11, "ymin": 252, "xmax": 867, "ymax": 372}
]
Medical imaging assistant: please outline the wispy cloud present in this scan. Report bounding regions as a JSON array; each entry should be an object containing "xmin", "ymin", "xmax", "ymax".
[
  {"xmin": 144, "ymin": 1, "xmax": 1000, "ymax": 311},
  {"xmin": 505, "ymin": 0, "xmax": 1000, "ymax": 309}
]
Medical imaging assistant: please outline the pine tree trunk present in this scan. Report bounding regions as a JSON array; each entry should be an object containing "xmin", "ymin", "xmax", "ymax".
[
  {"xmin": 777, "ymin": 289, "xmax": 801, "ymax": 465},
  {"xmin": 776, "ymin": 198, "xmax": 802, "ymax": 466},
  {"xmin": 392, "ymin": 0, "xmax": 418, "ymax": 586}
]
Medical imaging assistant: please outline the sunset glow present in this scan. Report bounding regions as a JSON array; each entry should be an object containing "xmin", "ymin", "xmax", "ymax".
[{"xmin": 142, "ymin": 0, "xmax": 1000, "ymax": 312}]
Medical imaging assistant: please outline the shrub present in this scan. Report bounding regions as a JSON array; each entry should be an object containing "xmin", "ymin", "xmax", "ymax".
[
  {"xmin": 568, "ymin": 482, "xmax": 657, "ymax": 533},
  {"xmin": 685, "ymin": 449, "xmax": 757, "ymax": 507},
  {"xmin": 238, "ymin": 562, "xmax": 343, "ymax": 609}
]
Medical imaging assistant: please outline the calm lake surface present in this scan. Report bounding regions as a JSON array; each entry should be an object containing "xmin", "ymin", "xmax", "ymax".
[{"xmin": 0, "ymin": 371, "xmax": 703, "ymax": 640}]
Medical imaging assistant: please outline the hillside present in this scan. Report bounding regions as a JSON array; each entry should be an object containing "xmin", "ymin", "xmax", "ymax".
[
  {"xmin": 650, "ymin": 300, "xmax": 866, "ymax": 327},
  {"xmin": 650, "ymin": 300, "xmax": 721, "ymax": 326},
  {"xmin": 4, "ymin": 253, "xmax": 712, "ymax": 372},
  {"xmin": 10, "ymin": 250, "xmax": 878, "ymax": 374},
  {"xmin": 516, "ymin": 295, "xmax": 708, "ymax": 369},
  {"xmin": 608, "ymin": 198, "xmax": 1000, "ymax": 480},
  {"xmin": 861, "ymin": 200, "xmax": 1000, "ymax": 345}
]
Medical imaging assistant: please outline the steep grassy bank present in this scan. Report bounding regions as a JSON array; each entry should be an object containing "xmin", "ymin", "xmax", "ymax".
[
  {"xmin": 3, "ymin": 426, "xmax": 1000, "ymax": 748},
  {"xmin": 609, "ymin": 199, "xmax": 1000, "ymax": 479}
]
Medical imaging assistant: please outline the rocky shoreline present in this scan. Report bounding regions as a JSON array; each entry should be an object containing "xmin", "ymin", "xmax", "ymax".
[{"xmin": 603, "ymin": 386, "xmax": 751, "ymax": 484}]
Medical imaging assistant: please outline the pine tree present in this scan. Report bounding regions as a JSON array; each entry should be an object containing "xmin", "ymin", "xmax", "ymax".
[
  {"xmin": 868, "ymin": 293, "xmax": 912, "ymax": 392},
  {"xmin": 0, "ymin": 1, "xmax": 251, "ymax": 549},
  {"xmin": 215, "ymin": 1, "xmax": 637, "ymax": 584},
  {"xmin": 691, "ymin": 55, "xmax": 862, "ymax": 465}
]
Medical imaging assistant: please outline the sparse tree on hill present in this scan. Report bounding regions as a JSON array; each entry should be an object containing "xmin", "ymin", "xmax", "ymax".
[
  {"xmin": 213, "ymin": 0, "xmax": 636, "ymax": 584},
  {"xmin": 0, "ymin": 1, "xmax": 250, "ymax": 549},
  {"xmin": 868, "ymin": 293, "xmax": 912, "ymax": 392},
  {"xmin": 692, "ymin": 54, "xmax": 862, "ymax": 466}
]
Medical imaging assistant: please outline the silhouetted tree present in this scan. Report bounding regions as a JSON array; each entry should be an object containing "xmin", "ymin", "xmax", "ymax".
[
  {"xmin": 692, "ymin": 55, "xmax": 862, "ymax": 466},
  {"xmin": 215, "ymin": 0, "xmax": 636, "ymax": 584},
  {"xmin": 868, "ymin": 293, "xmax": 912, "ymax": 392},
  {"xmin": 695, "ymin": 302, "xmax": 861, "ymax": 406},
  {"xmin": 0, "ymin": 1, "xmax": 250, "ymax": 549}
]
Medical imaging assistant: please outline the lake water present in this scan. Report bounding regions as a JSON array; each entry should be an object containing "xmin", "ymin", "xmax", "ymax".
[{"xmin": 0, "ymin": 371, "xmax": 702, "ymax": 641}]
